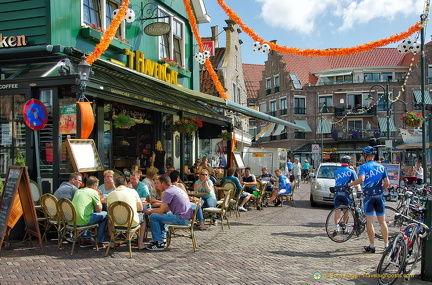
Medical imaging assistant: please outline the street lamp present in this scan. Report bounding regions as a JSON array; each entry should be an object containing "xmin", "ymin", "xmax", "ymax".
[
  {"xmin": 367, "ymin": 84, "xmax": 408, "ymax": 161},
  {"xmin": 76, "ymin": 55, "xmax": 92, "ymax": 101}
]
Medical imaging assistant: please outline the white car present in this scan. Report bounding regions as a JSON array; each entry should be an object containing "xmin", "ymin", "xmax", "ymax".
[{"xmin": 310, "ymin": 163, "xmax": 342, "ymax": 207}]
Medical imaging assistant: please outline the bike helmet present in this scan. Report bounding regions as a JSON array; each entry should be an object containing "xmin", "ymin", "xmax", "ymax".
[
  {"xmin": 340, "ymin": 155, "xmax": 352, "ymax": 164},
  {"xmin": 362, "ymin": 146, "xmax": 377, "ymax": 155}
]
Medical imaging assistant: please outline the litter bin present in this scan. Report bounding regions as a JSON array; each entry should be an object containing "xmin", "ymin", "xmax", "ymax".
[{"xmin": 422, "ymin": 196, "xmax": 432, "ymax": 281}]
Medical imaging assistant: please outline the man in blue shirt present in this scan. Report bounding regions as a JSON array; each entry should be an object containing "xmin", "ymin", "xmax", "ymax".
[
  {"xmin": 220, "ymin": 168, "xmax": 251, "ymax": 212},
  {"xmin": 267, "ymin": 169, "xmax": 291, "ymax": 206},
  {"xmin": 286, "ymin": 159, "xmax": 293, "ymax": 176},
  {"xmin": 350, "ymin": 146, "xmax": 390, "ymax": 253},
  {"xmin": 332, "ymin": 156, "xmax": 357, "ymax": 236}
]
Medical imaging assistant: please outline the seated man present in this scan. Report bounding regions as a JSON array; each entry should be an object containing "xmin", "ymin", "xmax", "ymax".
[
  {"xmin": 54, "ymin": 172, "xmax": 82, "ymax": 200},
  {"xmin": 129, "ymin": 171, "xmax": 150, "ymax": 200},
  {"xmin": 242, "ymin": 167, "xmax": 257, "ymax": 194},
  {"xmin": 107, "ymin": 176, "xmax": 147, "ymax": 250},
  {"xmin": 220, "ymin": 168, "xmax": 252, "ymax": 212},
  {"xmin": 268, "ymin": 169, "xmax": 292, "ymax": 206},
  {"xmin": 71, "ymin": 176, "xmax": 107, "ymax": 248},
  {"xmin": 144, "ymin": 175, "xmax": 192, "ymax": 251},
  {"xmin": 260, "ymin": 167, "xmax": 274, "ymax": 192}
]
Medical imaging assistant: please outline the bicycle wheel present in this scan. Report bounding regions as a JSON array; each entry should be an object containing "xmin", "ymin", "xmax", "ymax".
[
  {"xmin": 377, "ymin": 234, "xmax": 407, "ymax": 285},
  {"xmin": 404, "ymin": 224, "xmax": 422, "ymax": 274},
  {"xmin": 375, "ymin": 206, "xmax": 400, "ymax": 240},
  {"xmin": 325, "ymin": 205, "xmax": 356, "ymax": 243}
]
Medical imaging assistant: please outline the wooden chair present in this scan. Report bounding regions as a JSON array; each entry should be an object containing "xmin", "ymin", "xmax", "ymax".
[
  {"xmin": 203, "ymin": 189, "xmax": 232, "ymax": 231},
  {"xmin": 279, "ymin": 181, "xmax": 296, "ymax": 207},
  {"xmin": 56, "ymin": 198, "xmax": 100, "ymax": 255},
  {"xmin": 105, "ymin": 201, "xmax": 141, "ymax": 258},
  {"xmin": 217, "ymin": 181, "xmax": 238, "ymax": 217},
  {"xmin": 39, "ymin": 194, "xmax": 60, "ymax": 242},
  {"xmin": 166, "ymin": 198, "xmax": 201, "ymax": 252}
]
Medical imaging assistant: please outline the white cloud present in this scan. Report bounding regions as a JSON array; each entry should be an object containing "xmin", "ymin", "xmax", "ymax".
[{"xmin": 255, "ymin": 0, "xmax": 424, "ymax": 34}]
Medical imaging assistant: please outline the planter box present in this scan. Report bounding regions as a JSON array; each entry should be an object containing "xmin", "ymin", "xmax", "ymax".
[
  {"xmin": 81, "ymin": 27, "xmax": 132, "ymax": 51},
  {"xmin": 159, "ymin": 61, "xmax": 191, "ymax": 78}
]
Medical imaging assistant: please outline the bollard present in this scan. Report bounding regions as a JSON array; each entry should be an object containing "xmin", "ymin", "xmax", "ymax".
[{"xmin": 421, "ymin": 196, "xmax": 432, "ymax": 281}]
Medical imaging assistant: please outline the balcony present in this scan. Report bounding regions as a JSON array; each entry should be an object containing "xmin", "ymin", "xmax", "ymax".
[
  {"xmin": 266, "ymin": 88, "xmax": 271, "ymax": 95},
  {"xmin": 294, "ymin": 107, "xmax": 306, "ymax": 114},
  {"xmin": 334, "ymin": 105, "xmax": 376, "ymax": 117},
  {"xmin": 280, "ymin": 109, "xmax": 287, "ymax": 116},
  {"xmin": 332, "ymin": 128, "xmax": 381, "ymax": 141}
]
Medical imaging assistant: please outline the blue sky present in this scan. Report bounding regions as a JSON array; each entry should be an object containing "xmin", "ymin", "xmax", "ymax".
[{"xmin": 200, "ymin": 0, "xmax": 429, "ymax": 64}]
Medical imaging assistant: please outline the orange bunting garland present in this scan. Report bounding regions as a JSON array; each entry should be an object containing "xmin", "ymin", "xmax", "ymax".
[
  {"xmin": 216, "ymin": 0, "xmax": 422, "ymax": 57},
  {"xmin": 184, "ymin": 0, "xmax": 228, "ymax": 99},
  {"xmin": 86, "ymin": 0, "xmax": 130, "ymax": 65}
]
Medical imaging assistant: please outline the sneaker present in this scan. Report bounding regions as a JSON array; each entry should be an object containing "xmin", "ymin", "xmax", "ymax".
[
  {"xmin": 342, "ymin": 226, "xmax": 350, "ymax": 234},
  {"xmin": 146, "ymin": 241, "xmax": 165, "ymax": 251},
  {"xmin": 238, "ymin": 206, "xmax": 248, "ymax": 212},
  {"xmin": 80, "ymin": 239, "xmax": 93, "ymax": 248},
  {"xmin": 364, "ymin": 245, "xmax": 376, "ymax": 253},
  {"xmin": 274, "ymin": 199, "xmax": 282, "ymax": 206},
  {"xmin": 332, "ymin": 230, "xmax": 338, "ymax": 237},
  {"xmin": 263, "ymin": 202, "xmax": 268, "ymax": 207}
]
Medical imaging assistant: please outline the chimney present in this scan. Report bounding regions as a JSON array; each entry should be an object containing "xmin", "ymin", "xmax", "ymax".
[{"xmin": 211, "ymin": 25, "xmax": 219, "ymax": 48}]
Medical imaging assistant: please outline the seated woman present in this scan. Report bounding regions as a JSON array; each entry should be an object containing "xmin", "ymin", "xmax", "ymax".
[
  {"xmin": 268, "ymin": 169, "xmax": 293, "ymax": 206},
  {"xmin": 193, "ymin": 169, "xmax": 217, "ymax": 219},
  {"xmin": 169, "ymin": 171, "xmax": 207, "ymax": 230}
]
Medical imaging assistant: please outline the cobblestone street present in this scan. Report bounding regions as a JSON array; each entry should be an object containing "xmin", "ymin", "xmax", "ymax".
[{"xmin": 0, "ymin": 182, "xmax": 430, "ymax": 284}]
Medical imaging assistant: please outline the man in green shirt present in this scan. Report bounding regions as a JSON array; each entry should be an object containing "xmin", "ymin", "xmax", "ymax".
[{"xmin": 72, "ymin": 176, "xmax": 107, "ymax": 248}]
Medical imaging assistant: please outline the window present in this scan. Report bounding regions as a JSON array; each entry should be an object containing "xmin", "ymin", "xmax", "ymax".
[
  {"xmin": 259, "ymin": 102, "xmax": 266, "ymax": 113},
  {"xmin": 237, "ymin": 86, "xmax": 241, "ymax": 104},
  {"xmin": 290, "ymin": 73, "xmax": 302, "ymax": 89},
  {"xmin": 294, "ymin": 97, "xmax": 305, "ymax": 114},
  {"xmin": 347, "ymin": 94, "xmax": 369, "ymax": 109},
  {"xmin": 274, "ymin": 75, "xmax": 280, "ymax": 93},
  {"xmin": 280, "ymin": 98, "xmax": 287, "ymax": 115},
  {"xmin": 265, "ymin": 78, "xmax": 271, "ymax": 95},
  {"xmin": 158, "ymin": 8, "xmax": 185, "ymax": 67},
  {"xmin": 232, "ymin": 83, "xmax": 240, "ymax": 103},
  {"xmin": 382, "ymin": 72, "xmax": 393, "ymax": 82},
  {"xmin": 377, "ymin": 93, "xmax": 391, "ymax": 111},
  {"xmin": 428, "ymin": 66, "xmax": 432, "ymax": 84},
  {"xmin": 294, "ymin": 131, "xmax": 305, "ymax": 139},
  {"xmin": 269, "ymin": 101, "xmax": 276, "ymax": 116},
  {"xmin": 364, "ymin": 73, "xmax": 380, "ymax": 83},
  {"xmin": 83, "ymin": 0, "xmax": 124, "ymax": 38},
  {"xmin": 318, "ymin": 96, "xmax": 333, "ymax": 113},
  {"xmin": 348, "ymin": 120, "xmax": 362, "ymax": 133}
]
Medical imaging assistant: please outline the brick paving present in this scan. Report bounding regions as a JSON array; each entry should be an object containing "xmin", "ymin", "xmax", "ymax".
[{"xmin": 0, "ymin": 182, "xmax": 430, "ymax": 285}]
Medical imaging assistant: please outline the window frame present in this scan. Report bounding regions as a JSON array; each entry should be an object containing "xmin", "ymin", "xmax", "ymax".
[
  {"xmin": 158, "ymin": 7, "xmax": 185, "ymax": 67},
  {"xmin": 82, "ymin": 0, "xmax": 125, "ymax": 39}
]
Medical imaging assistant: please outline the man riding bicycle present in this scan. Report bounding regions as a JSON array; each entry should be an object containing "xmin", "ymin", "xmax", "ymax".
[
  {"xmin": 350, "ymin": 146, "xmax": 390, "ymax": 253},
  {"xmin": 332, "ymin": 156, "xmax": 358, "ymax": 236}
]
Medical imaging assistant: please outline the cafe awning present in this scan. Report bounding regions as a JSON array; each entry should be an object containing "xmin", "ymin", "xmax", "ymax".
[
  {"xmin": 294, "ymin": 120, "xmax": 312, "ymax": 132},
  {"xmin": 413, "ymin": 90, "xmax": 432, "ymax": 104},
  {"xmin": 95, "ymin": 58, "xmax": 306, "ymax": 130},
  {"xmin": 378, "ymin": 117, "xmax": 396, "ymax": 132},
  {"xmin": 316, "ymin": 119, "xmax": 332, "ymax": 134}
]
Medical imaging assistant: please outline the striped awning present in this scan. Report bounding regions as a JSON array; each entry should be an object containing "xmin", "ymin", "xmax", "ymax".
[
  {"xmin": 316, "ymin": 119, "xmax": 332, "ymax": 134},
  {"xmin": 256, "ymin": 123, "xmax": 275, "ymax": 139},
  {"xmin": 378, "ymin": 117, "xmax": 396, "ymax": 132},
  {"xmin": 272, "ymin": 124, "xmax": 285, "ymax": 136},
  {"xmin": 413, "ymin": 91, "xmax": 432, "ymax": 104},
  {"xmin": 294, "ymin": 120, "xmax": 312, "ymax": 132}
]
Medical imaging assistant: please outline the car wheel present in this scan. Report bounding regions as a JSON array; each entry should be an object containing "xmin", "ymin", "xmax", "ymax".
[{"xmin": 310, "ymin": 194, "xmax": 317, "ymax": 207}]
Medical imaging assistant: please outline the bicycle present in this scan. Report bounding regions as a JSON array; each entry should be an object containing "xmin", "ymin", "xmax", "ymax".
[
  {"xmin": 377, "ymin": 210, "xmax": 430, "ymax": 285},
  {"xmin": 325, "ymin": 187, "xmax": 398, "ymax": 243}
]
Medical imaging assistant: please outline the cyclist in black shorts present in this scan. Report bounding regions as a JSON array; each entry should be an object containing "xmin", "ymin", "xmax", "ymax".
[{"xmin": 350, "ymin": 146, "xmax": 390, "ymax": 253}]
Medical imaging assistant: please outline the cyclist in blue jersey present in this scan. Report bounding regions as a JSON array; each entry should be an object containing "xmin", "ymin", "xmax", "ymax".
[
  {"xmin": 350, "ymin": 146, "xmax": 390, "ymax": 253},
  {"xmin": 332, "ymin": 156, "xmax": 358, "ymax": 237}
]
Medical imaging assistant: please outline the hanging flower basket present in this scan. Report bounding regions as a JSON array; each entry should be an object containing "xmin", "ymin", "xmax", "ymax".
[
  {"xmin": 113, "ymin": 114, "xmax": 136, "ymax": 129},
  {"xmin": 400, "ymin": 111, "xmax": 424, "ymax": 127},
  {"xmin": 219, "ymin": 132, "xmax": 233, "ymax": 140},
  {"xmin": 172, "ymin": 117, "xmax": 203, "ymax": 134}
]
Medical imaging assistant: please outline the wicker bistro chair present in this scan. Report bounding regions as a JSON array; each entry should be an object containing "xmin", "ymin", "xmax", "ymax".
[
  {"xmin": 56, "ymin": 198, "xmax": 100, "ymax": 255},
  {"xmin": 216, "ymin": 181, "xmax": 239, "ymax": 217},
  {"xmin": 249, "ymin": 181, "xmax": 266, "ymax": 210},
  {"xmin": 279, "ymin": 181, "xmax": 296, "ymax": 207},
  {"xmin": 166, "ymin": 198, "xmax": 201, "ymax": 252},
  {"xmin": 39, "ymin": 194, "xmax": 60, "ymax": 242},
  {"xmin": 105, "ymin": 201, "xmax": 141, "ymax": 258},
  {"xmin": 203, "ymin": 189, "xmax": 232, "ymax": 231}
]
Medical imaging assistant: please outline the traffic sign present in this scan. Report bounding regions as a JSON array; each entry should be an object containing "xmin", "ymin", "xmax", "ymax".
[
  {"xmin": 22, "ymin": 99, "xmax": 48, "ymax": 130},
  {"xmin": 312, "ymin": 144, "xmax": 320, "ymax": 153}
]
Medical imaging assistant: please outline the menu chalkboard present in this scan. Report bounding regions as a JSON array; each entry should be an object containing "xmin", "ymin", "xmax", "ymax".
[{"xmin": 0, "ymin": 166, "xmax": 43, "ymax": 252}]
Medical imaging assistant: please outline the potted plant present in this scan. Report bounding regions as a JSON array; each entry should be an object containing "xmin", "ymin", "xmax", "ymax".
[
  {"xmin": 114, "ymin": 114, "xmax": 136, "ymax": 129},
  {"xmin": 219, "ymin": 132, "xmax": 233, "ymax": 140},
  {"xmin": 400, "ymin": 111, "xmax": 424, "ymax": 127},
  {"xmin": 172, "ymin": 117, "xmax": 202, "ymax": 133}
]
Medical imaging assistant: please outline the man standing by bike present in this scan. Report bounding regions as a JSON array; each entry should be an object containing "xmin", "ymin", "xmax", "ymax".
[
  {"xmin": 350, "ymin": 146, "xmax": 390, "ymax": 253},
  {"xmin": 332, "ymin": 156, "xmax": 358, "ymax": 236}
]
